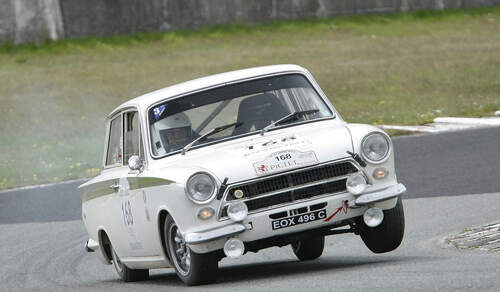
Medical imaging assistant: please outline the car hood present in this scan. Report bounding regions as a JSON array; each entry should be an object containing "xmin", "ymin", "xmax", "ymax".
[{"xmin": 153, "ymin": 120, "xmax": 354, "ymax": 184}]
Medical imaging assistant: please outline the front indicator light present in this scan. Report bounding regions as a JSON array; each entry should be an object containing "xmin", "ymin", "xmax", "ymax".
[
  {"xmin": 197, "ymin": 207, "xmax": 215, "ymax": 220},
  {"xmin": 373, "ymin": 167, "xmax": 388, "ymax": 180}
]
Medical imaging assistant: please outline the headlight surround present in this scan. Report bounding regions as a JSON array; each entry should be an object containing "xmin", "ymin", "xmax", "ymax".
[
  {"xmin": 361, "ymin": 132, "xmax": 391, "ymax": 164},
  {"xmin": 185, "ymin": 172, "xmax": 217, "ymax": 204}
]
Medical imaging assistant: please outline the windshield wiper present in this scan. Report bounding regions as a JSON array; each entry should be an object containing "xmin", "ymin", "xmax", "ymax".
[
  {"xmin": 182, "ymin": 122, "xmax": 243, "ymax": 155},
  {"xmin": 260, "ymin": 109, "xmax": 320, "ymax": 136}
]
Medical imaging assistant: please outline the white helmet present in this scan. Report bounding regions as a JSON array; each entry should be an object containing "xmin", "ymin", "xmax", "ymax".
[{"xmin": 151, "ymin": 112, "xmax": 192, "ymax": 155}]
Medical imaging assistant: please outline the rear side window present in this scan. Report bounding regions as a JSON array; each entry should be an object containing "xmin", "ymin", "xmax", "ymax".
[
  {"xmin": 124, "ymin": 111, "xmax": 140, "ymax": 162},
  {"xmin": 106, "ymin": 115, "xmax": 123, "ymax": 166}
]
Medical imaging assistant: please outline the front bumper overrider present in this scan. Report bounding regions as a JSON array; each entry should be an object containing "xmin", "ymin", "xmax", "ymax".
[{"xmin": 354, "ymin": 183, "xmax": 406, "ymax": 206}]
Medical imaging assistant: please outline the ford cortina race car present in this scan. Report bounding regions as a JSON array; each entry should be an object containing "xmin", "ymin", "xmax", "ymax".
[{"xmin": 80, "ymin": 64, "xmax": 406, "ymax": 285}]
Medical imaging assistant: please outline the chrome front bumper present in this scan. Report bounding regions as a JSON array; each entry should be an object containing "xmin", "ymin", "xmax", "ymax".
[
  {"xmin": 185, "ymin": 223, "xmax": 246, "ymax": 244},
  {"xmin": 354, "ymin": 183, "xmax": 406, "ymax": 206},
  {"xmin": 184, "ymin": 183, "xmax": 406, "ymax": 253}
]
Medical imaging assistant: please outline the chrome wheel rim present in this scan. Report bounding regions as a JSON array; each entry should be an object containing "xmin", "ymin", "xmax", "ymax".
[{"xmin": 168, "ymin": 223, "xmax": 190, "ymax": 276}]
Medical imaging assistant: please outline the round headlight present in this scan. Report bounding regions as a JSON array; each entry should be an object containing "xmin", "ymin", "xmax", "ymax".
[
  {"xmin": 361, "ymin": 132, "xmax": 391, "ymax": 163},
  {"xmin": 186, "ymin": 172, "xmax": 217, "ymax": 204},
  {"xmin": 346, "ymin": 173, "xmax": 367, "ymax": 195},
  {"xmin": 227, "ymin": 201, "xmax": 248, "ymax": 222},
  {"xmin": 363, "ymin": 207, "xmax": 384, "ymax": 227}
]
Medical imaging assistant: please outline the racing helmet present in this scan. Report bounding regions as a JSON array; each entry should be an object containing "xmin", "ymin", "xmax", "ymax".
[{"xmin": 151, "ymin": 112, "xmax": 192, "ymax": 154}]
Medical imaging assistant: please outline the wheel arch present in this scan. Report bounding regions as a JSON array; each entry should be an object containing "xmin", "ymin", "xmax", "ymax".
[
  {"xmin": 98, "ymin": 228, "xmax": 113, "ymax": 264},
  {"xmin": 157, "ymin": 208, "xmax": 172, "ymax": 263}
]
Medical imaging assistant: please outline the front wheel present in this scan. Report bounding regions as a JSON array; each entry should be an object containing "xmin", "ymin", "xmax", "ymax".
[
  {"xmin": 356, "ymin": 197, "xmax": 405, "ymax": 253},
  {"xmin": 164, "ymin": 214, "xmax": 218, "ymax": 286},
  {"xmin": 291, "ymin": 236, "xmax": 325, "ymax": 261},
  {"xmin": 111, "ymin": 245, "xmax": 149, "ymax": 282}
]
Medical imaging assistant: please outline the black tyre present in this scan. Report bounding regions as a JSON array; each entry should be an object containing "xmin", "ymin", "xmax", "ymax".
[
  {"xmin": 357, "ymin": 197, "xmax": 405, "ymax": 253},
  {"xmin": 291, "ymin": 236, "xmax": 325, "ymax": 261},
  {"xmin": 111, "ymin": 245, "xmax": 149, "ymax": 282},
  {"xmin": 164, "ymin": 214, "xmax": 218, "ymax": 286}
]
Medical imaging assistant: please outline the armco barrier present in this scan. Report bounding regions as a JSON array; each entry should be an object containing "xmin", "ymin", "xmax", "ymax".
[{"xmin": 1, "ymin": 0, "xmax": 499, "ymax": 44}]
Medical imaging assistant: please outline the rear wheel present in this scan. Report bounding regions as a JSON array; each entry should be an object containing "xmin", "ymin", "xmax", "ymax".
[
  {"xmin": 356, "ymin": 197, "xmax": 405, "ymax": 253},
  {"xmin": 291, "ymin": 236, "xmax": 325, "ymax": 261},
  {"xmin": 111, "ymin": 245, "xmax": 149, "ymax": 282},
  {"xmin": 164, "ymin": 214, "xmax": 218, "ymax": 285}
]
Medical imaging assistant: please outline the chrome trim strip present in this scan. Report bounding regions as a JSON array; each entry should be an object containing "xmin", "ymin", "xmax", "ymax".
[
  {"xmin": 354, "ymin": 183, "xmax": 406, "ymax": 206},
  {"xmin": 217, "ymin": 158, "xmax": 363, "ymax": 220},
  {"xmin": 184, "ymin": 224, "xmax": 246, "ymax": 244},
  {"xmin": 81, "ymin": 177, "xmax": 174, "ymax": 202}
]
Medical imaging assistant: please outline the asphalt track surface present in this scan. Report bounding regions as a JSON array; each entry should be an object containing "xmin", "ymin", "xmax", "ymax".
[{"xmin": 1, "ymin": 126, "xmax": 499, "ymax": 291}]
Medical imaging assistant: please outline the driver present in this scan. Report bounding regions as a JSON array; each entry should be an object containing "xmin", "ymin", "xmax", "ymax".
[{"xmin": 151, "ymin": 112, "xmax": 193, "ymax": 155}]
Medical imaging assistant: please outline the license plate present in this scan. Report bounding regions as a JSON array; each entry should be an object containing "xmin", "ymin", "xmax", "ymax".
[{"xmin": 271, "ymin": 209, "xmax": 327, "ymax": 230}]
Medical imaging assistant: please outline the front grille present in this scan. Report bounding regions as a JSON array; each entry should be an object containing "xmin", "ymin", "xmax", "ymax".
[
  {"xmin": 221, "ymin": 161, "xmax": 357, "ymax": 217},
  {"xmin": 221, "ymin": 179, "xmax": 349, "ymax": 217},
  {"xmin": 226, "ymin": 162, "xmax": 357, "ymax": 201}
]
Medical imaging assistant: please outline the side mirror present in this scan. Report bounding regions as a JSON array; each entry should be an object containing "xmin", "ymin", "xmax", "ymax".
[{"xmin": 128, "ymin": 155, "xmax": 143, "ymax": 172}]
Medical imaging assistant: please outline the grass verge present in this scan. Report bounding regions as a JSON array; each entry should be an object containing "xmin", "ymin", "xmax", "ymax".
[{"xmin": 0, "ymin": 7, "xmax": 499, "ymax": 190}]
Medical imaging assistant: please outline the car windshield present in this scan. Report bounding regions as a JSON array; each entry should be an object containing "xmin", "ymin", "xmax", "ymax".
[{"xmin": 148, "ymin": 74, "xmax": 334, "ymax": 157}]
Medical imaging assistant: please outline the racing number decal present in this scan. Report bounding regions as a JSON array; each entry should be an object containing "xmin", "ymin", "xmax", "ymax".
[
  {"xmin": 122, "ymin": 200, "xmax": 134, "ymax": 226},
  {"xmin": 275, "ymin": 153, "xmax": 292, "ymax": 162}
]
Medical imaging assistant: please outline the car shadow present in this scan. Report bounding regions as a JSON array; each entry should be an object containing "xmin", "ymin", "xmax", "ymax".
[{"xmin": 143, "ymin": 254, "xmax": 433, "ymax": 287}]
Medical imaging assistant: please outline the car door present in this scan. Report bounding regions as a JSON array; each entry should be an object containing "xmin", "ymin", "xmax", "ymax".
[
  {"xmin": 93, "ymin": 112, "xmax": 131, "ymax": 258},
  {"xmin": 120, "ymin": 109, "xmax": 154, "ymax": 257}
]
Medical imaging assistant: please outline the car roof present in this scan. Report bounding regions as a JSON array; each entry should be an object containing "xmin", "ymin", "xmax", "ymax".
[{"xmin": 108, "ymin": 64, "xmax": 309, "ymax": 117}]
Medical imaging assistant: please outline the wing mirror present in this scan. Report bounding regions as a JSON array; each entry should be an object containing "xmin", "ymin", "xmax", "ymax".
[{"xmin": 128, "ymin": 155, "xmax": 143, "ymax": 172}]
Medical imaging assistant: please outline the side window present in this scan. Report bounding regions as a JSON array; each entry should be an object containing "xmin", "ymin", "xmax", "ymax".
[
  {"xmin": 106, "ymin": 115, "xmax": 123, "ymax": 166},
  {"xmin": 124, "ymin": 111, "xmax": 141, "ymax": 162}
]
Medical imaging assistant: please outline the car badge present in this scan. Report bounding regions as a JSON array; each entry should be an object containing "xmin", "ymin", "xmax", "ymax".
[{"xmin": 233, "ymin": 189, "xmax": 244, "ymax": 199}]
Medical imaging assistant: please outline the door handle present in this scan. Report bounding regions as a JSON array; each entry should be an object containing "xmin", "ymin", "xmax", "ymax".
[{"xmin": 109, "ymin": 184, "xmax": 120, "ymax": 191}]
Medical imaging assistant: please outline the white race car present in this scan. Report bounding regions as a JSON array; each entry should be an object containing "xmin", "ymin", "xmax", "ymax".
[{"xmin": 80, "ymin": 64, "xmax": 406, "ymax": 285}]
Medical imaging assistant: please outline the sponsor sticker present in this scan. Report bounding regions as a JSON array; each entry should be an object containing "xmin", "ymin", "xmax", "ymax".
[
  {"xmin": 153, "ymin": 104, "xmax": 166, "ymax": 120},
  {"xmin": 253, "ymin": 150, "xmax": 318, "ymax": 176}
]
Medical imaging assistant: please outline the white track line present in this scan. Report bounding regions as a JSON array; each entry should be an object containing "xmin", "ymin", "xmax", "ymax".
[
  {"xmin": 0, "ymin": 178, "xmax": 88, "ymax": 194},
  {"xmin": 381, "ymin": 116, "xmax": 500, "ymax": 133},
  {"xmin": 434, "ymin": 117, "xmax": 500, "ymax": 126}
]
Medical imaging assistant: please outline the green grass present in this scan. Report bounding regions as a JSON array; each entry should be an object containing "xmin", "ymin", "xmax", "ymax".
[{"xmin": 0, "ymin": 7, "xmax": 499, "ymax": 190}]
